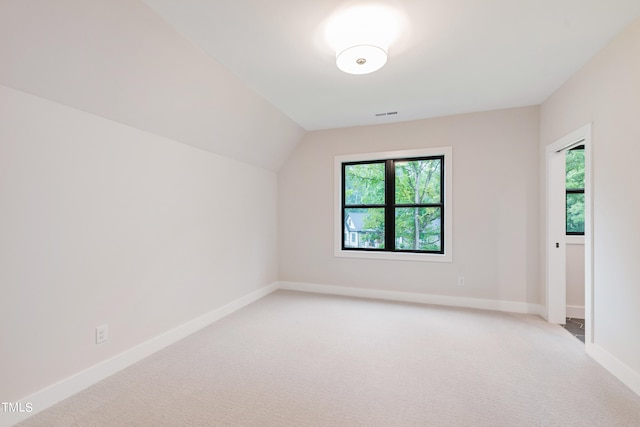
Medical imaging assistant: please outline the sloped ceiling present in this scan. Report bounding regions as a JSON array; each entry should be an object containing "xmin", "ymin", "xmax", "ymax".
[
  {"xmin": 141, "ymin": 0, "xmax": 640, "ymax": 130},
  {"xmin": 2, "ymin": 1, "xmax": 640, "ymax": 169},
  {"xmin": 0, "ymin": 0, "xmax": 304, "ymax": 171}
]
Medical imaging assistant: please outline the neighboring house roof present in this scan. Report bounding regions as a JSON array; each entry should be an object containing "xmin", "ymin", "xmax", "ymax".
[{"xmin": 345, "ymin": 212, "xmax": 369, "ymax": 232}]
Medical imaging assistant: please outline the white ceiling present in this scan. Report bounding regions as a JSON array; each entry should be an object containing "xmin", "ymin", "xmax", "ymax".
[{"xmin": 142, "ymin": 0, "xmax": 640, "ymax": 131}]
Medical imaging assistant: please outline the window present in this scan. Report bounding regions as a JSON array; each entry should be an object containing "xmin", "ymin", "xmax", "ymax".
[
  {"xmin": 335, "ymin": 147, "xmax": 452, "ymax": 262},
  {"xmin": 566, "ymin": 145, "xmax": 584, "ymax": 235}
]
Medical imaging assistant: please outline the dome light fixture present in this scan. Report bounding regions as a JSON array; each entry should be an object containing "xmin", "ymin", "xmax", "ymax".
[
  {"xmin": 336, "ymin": 44, "xmax": 387, "ymax": 75},
  {"xmin": 324, "ymin": 5, "xmax": 404, "ymax": 76}
]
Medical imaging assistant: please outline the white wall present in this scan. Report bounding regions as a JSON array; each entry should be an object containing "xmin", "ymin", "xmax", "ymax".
[
  {"xmin": 0, "ymin": 0, "xmax": 304, "ymax": 171},
  {"xmin": 0, "ymin": 85, "xmax": 279, "ymax": 402},
  {"xmin": 0, "ymin": 0, "xmax": 304, "ymax": 406},
  {"xmin": 279, "ymin": 107, "xmax": 540, "ymax": 305},
  {"xmin": 566, "ymin": 242, "xmax": 585, "ymax": 317},
  {"xmin": 540, "ymin": 17, "xmax": 640, "ymax": 382}
]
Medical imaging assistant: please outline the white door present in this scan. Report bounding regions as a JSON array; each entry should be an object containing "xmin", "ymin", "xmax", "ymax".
[
  {"xmin": 546, "ymin": 146, "xmax": 566, "ymax": 324},
  {"xmin": 545, "ymin": 124, "xmax": 592, "ymax": 343}
]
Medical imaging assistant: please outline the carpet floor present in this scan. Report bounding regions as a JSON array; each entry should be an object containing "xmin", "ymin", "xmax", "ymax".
[{"xmin": 18, "ymin": 290, "xmax": 640, "ymax": 426}]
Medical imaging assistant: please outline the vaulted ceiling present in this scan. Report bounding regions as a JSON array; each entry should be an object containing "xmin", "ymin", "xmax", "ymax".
[
  {"xmin": 0, "ymin": 0, "xmax": 305, "ymax": 171},
  {"xmin": 142, "ymin": 0, "xmax": 640, "ymax": 130},
  {"xmin": 3, "ymin": 1, "xmax": 640, "ymax": 171}
]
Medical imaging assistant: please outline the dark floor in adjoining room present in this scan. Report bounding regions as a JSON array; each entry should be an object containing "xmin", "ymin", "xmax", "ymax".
[{"xmin": 562, "ymin": 318, "xmax": 585, "ymax": 343}]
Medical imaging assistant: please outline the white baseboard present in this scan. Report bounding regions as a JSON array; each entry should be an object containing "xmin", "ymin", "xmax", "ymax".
[
  {"xmin": 278, "ymin": 282, "xmax": 640, "ymax": 398},
  {"xmin": 6, "ymin": 282, "xmax": 607, "ymax": 427},
  {"xmin": 566, "ymin": 305, "xmax": 585, "ymax": 319},
  {"xmin": 3, "ymin": 283, "xmax": 279, "ymax": 427},
  {"xmin": 278, "ymin": 281, "xmax": 544, "ymax": 316},
  {"xmin": 587, "ymin": 342, "xmax": 640, "ymax": 398}
]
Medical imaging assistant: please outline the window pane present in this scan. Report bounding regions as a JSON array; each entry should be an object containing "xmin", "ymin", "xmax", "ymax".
[
  {"xmin": 566, "ymin": 193, "xmax": 584, "ymax": 234},
  {"xmin": 344, "ymin": 163, "xmax": 385, "ymax": 205},
  {"xmin": 395, "ymin": 207, "xmax": 441, "ymax": 251},
  {"xmin": 395, "ymin": 159, "xmax": 441, "ymax": 204},
  {"xmin": 344, "ymin": 208, "xmax": 385, "ymax": 249},
  {"xmin": 566, "ymin": 148, "xmax": 584, "ymax": 190}
]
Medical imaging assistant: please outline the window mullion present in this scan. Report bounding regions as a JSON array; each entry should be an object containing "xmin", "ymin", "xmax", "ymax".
[{"xmin": 385, "ymin": 159, "xmax": 395, "ymax": 251}]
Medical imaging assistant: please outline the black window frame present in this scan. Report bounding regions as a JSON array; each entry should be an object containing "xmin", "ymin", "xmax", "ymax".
[
  {"xmin": 341, "ymin": 155, "xmax": 445, "ymax": 254},
  {"xmin": 566, "ymin": 145, "xmax": 585, "ymax": 236}
]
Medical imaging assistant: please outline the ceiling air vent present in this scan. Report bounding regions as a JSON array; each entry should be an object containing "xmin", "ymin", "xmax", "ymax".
[{"xmin": 375, "ymin": 111, "xmax": 398, "ymax": 117}]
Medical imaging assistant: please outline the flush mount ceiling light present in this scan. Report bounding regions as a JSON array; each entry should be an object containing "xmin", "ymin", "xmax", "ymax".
[
  {"xmin": 336, "ymin": 44, "xmax": 387, "ymax": 75},
  {"xmin": 324, "ymin": 5, "xmax": 404, "ymax": 75}
]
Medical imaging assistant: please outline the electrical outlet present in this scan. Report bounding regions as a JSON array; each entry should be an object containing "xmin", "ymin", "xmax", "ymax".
[
  {"xmin": 96, "ymin": 324, "xmax": 108, "ymax": 344},
  {"xmin": 458, "ymin": 276, "xmax": 465, "ymax": 286}
]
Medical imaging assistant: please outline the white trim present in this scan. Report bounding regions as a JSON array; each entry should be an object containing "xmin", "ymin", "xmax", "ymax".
[
  {"xmin": 334, "ymin": 147, "xmax": 453, "ymax": 263},
  {"xmin": 278, "ymin": 281, "xmax": 543, "ymax": 315},
  {"xmin": 10, "ymin": 276, "xmax": 638, "ymax": 427},
  {"xmin": 5, "ymin": 283, "xmax": 280, "ymax": 427},
  {"xmin": 545, "ymin": 142, "xmax": 567, "ymax": 323},
  {"xmin": 566, "ymin": 305, "xmax": 585, "ymax": 319},
  {"xmin": 583, "ymin": 124, "xmax": 594, "ymax": 345},
  {"xmin": 587, "ymin": 343, "xmax": 640, "ymax": 397},
  {"xmin": 332, "ymin": 249, "xmax": 451, "ymax": 263},
  {"xmin": 545, "ymin": 123, "xmax": 592, "ymax": 335}
]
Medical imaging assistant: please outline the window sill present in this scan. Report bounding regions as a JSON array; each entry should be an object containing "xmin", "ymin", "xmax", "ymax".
[{"xmin": 335, "ymin": 249, "xmax": 452, "ymax": 263}]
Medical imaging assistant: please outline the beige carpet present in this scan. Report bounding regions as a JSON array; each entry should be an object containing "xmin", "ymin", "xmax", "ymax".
[{"xmin": 18, "ymin": 290, "xmax": 640, "ymax": 426}]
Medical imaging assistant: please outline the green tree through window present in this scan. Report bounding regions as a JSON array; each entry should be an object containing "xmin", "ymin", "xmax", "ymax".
[
  {"xmin": 566, "ymin": 145, "xmax": 584, "ymax": 235},
  {"xmin": 342, "ymin": 156, "xmax": 444, "ymax": 253}
]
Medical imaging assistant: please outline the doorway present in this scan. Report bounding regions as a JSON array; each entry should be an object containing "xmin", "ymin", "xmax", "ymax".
[{"xmin": 545, "ymin": 123, "xmax": 593, "ymax": 344}]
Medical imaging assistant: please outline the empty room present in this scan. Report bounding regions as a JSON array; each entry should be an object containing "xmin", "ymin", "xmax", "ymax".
[{"xmin": 2, "ymin": 1, "xmax": 640, "ymax": 426}]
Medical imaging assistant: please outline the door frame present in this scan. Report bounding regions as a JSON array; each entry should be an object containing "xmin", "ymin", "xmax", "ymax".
[{"xmin": 545, "ymin": 123, "xmax": 593, "ymax": 343}]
